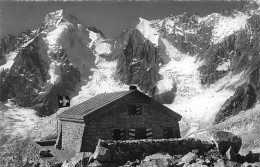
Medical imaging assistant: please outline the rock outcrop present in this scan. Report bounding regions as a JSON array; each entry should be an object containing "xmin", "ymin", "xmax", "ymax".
[
  {"xmin": 215, "ymin": 83, "xmax": 256, "ymax": 124},
  {"xmin": 0, "ymin": 30, "xmax": 37, "ymax": 64},
  {"xmin": 0, "ymin": 38, "xmax": 81, "ymax": 116},
  {"xmin": 61, "ymin": 152, "xmax": 91, "ymax": 167},
  {"xmin": 114, "ymin": 29, "xmax": 161, "ymax": 94},
  {"xmin": 211, "ymin": 131, "xmax": 242, "ymax": 155},
  {"xmin": 139, "ymin": 153, "xmax": 176, "ymax": 167}
]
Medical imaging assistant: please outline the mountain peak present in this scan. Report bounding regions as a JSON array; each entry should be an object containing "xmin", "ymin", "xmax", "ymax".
[
  {"xmin": 136, "ymin": 17, "xmax": 159, "ymax": 46},
  {"xmin": 41, "ymin": 9, "xmax": 79, "ymax": 32},
  {"xmin": 46, "ymin": 9, "xmax": 74, "ymax": 21}
]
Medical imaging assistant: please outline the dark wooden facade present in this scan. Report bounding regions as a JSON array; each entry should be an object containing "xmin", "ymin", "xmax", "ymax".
[{"xmin": 57, "ymin": 90, "xmax": 182, "ymax": 152}]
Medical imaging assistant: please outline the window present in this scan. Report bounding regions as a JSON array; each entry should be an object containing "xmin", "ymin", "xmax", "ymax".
[
  {"xmin": 135, "ymin": 128, "xmax": 146, "ymax": 139},
  {"xmin": 129, "ymin": 128, "xmax": 153, "ymax": 140},
  {"xmin": 163, "ymin": 127, "xmax": 173, "ymax": 139},
  {"xmin": 128, "ymin": 104, "xmax": 143, "ymax": 115},
  {"xmin": 112, "ymin": 129, "xmax": 125, "ymax": 140}
]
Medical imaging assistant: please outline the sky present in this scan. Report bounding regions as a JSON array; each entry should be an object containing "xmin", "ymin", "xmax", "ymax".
[{"xmin": 0, "ymin": 1, "xmax": 245, "ymax": 39}]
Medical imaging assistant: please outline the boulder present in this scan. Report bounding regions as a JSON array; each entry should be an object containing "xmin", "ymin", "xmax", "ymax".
[
  {"xmin": 88, "ymin": 160, "xmax": 103, "ymax": 167},
  {"xmin": 91, "ymin": 146, "xmax": 111, "ymax": 162},
  {"xmin": 61, "ymin": 152, "xmax": 92, "ymax": 167},
  {"xmin": 140, "ymin": 153, "xmax": 175, "ymax": 167},
  {"xmin": 226, "ymin": 147, "xmax": 237, "ymax": 162},
  {"xmin": 245, "ymin": 151, "xmax": 255, "ymax": 163},
  {"xmin": 213, "ymin": 141, "xmax": 231, "ymax": 155},
  {"xmin": 242, "ymin": 162, "xmax": 260, "ymax": 167},
  {"xmin": 226, "ymin": 161, "xmax": 242, "ymax": 167},
  {"xmin": 204, "ymin": 159, "xmax": 211, "ymax": 164},
  {"xmin": 212, "ymin": 131, "xmax": 242, "ymax": 155},
  {"xmin": 215, "ymin": 83, "xmax": 256, "ymax": 124},
  {"xmin": 230, "ymin": 136, "xmax": 242, "ymax": 154},
  {"xmin": 195, "ymin": 158, "xmax": 206, "ymax": 165},
  {"xmin": 191, "ymin": 163, "xmax": 208, "ymax": 167},
  {"xmin": 213, "ymin": 159, "xmax": 226, "ymax": 167},
  {"xmin": 181, "ymin": 152, "xmax": 198, "ymax": 164}
]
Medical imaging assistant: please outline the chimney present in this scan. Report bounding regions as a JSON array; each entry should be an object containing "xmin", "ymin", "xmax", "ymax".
[{"xmin": 129, "ymin": 85, "xmax": 137, "ymax": 90}]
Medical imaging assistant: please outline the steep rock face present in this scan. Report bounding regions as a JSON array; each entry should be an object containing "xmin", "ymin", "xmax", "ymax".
[
  {"xmin": 215, "ymin": 83, "xmax": 256, "ymax": 124},
  {"xmin": 197, "ymin": 9, "xmax": 260, "ymax": 86},
  {"xmin": 0, "ymin": 37, "xmax": 81, "ymax": 116},
  {"xmin": 0, "ymin": 30, "xmax": 36, "ymax": 65},
  {"xmin": 114, "ymin": 29, "xmax": 161, "ymax": 94},
  {"xmin": 1, "ymin": 38, "xmax": 49, "ymax": 104}
]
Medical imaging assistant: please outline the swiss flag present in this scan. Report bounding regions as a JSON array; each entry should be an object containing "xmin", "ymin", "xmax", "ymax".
[{"xmin": 58, "ymin": 96, "xmax": 70, "ymax": 108}]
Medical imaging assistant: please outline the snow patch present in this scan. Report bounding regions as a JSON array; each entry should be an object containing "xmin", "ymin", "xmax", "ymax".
[
  {"xmin": 136, "ymin": 17, "xmax": 159, "ymax": 46},
  {"xmin": 166, "ymin": 71, "xmax": 245, "ymax": 124},
  {"xmin": 42, "ymin": 19, "xmax": 96, "ymax": 84},
  {"xmin": 212, "ymin": 12, "xmax": 248, "ymax": 44},
  {"xmin": 93, "ymin": 40, "xmax": 112, "ymax": 56},
  {"xmin": 217, "ymin": 60, "xmax": 230, "ymax": 71},
  {"xmin": 48, "ymin": 61, "xmax": 62, "ymax": 85},
  {"xmin": 0, "ymin": 102, "xmax": 41, "ymax": 138},
  {"xmin": 88, "ymin": 30, "xmax": 100, "ymax": 48},
  {"xmin": 0, "ymin": 51, "xmax": 18, "ymax": 72},
  {"xmin": 160, "ymin": 38, "xmax": 183, "ymax": 60},
  {"xmin": 71, "ymin": 59, "xmax": 129, "ymax": 106},
  {"xmin": 157, "ymin": 41, "xmax": 246, "ymax": 125},
  {"xmin": 21, "ymin": 38, "xmax": 35, "ymax": 48},
  {"xmin": 198, "ymin": 13, "xmax": 221, "ymax": 26}
]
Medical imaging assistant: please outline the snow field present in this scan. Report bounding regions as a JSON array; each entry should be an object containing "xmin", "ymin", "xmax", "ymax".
[
  {"xmin": 0, "ymin": 51, "xmax": 18, "ymax": 72},
  {"xmin": 136, "ymin": 17, "xmax": 159, "ymax": 46},
  {"xmin": 71, "ymin": 59, "xmax": 129, "ymax": 106},
  {"xmin": 43, "ymin": 18, "xmax": 96, "ymax": 84},
  {"xmin": 211, "ymin": 12, "xmax": 248, "ymax": 44},
  {"xmin": 0, "ymin": 102, "xmax": 41, "ymax": 139}
]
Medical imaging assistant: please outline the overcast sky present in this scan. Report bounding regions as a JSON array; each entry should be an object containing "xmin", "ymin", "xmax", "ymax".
[{"xmin": 0, "ymin": 1, "xmax": 245, "ymax": 39}]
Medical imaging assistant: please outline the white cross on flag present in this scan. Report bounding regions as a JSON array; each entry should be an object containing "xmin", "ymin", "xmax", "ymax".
[{"xmin": 58, "ymin": 95, "xmax": 70, "ymax": 108}]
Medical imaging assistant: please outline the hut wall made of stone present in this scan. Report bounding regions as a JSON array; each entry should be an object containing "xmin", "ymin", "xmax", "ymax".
[
  {"xmin": 81, "ymin": 94, "xmax": 180, "ymax": 152},
  {"xmin": 60, "ymin": 120, "xmax": 85, "ymax": 152}
]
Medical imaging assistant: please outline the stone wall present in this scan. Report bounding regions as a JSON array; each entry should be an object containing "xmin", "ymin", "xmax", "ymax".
[
  {"xmin": 97, "ymin": 138, "xmax": 215, "ymax": 164},
  {"xmin": 81, "ymin": 93, "xmax": 181, "ymax": 152},
  {"xmin": 60, "ymin": 120, "xmax": 85, "ymax": 152}
]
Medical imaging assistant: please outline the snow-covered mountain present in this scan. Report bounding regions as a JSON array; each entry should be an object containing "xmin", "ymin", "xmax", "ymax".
[{"xmin": 1, "ymin": 0, "xmax": 260, "ymax": 155}]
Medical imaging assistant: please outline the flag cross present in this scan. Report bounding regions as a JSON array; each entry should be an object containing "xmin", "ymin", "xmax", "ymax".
[
  {"xmin": 60, "ymin": 97, "xmax": 69, "ymax": 107},
  {"xmin": 58, "ymin": 95, "xmax": 70, "ymax": 108}
]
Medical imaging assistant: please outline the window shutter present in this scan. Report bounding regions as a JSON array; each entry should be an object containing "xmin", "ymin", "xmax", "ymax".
[
  {"xmin": 120, "ymin": 129, "xmax": 125, "ymax": 140},
  {"xmin": 129, "ymin": 129, "xmax": 135, "ymax": 140},
  {"xmin": 136, "ymin": 105, "xmax": 142, "ymax": 114},
  {"xmin": 146, "ymin": 129, "xmax": 152, "ymax": 139},
  {"xmin": 128, "ymin": 104, "xmax": 143, "ymax": 115},
  {"xmin": 112, "ymin": 129, "xmax": 125, "ymax": 140}
]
